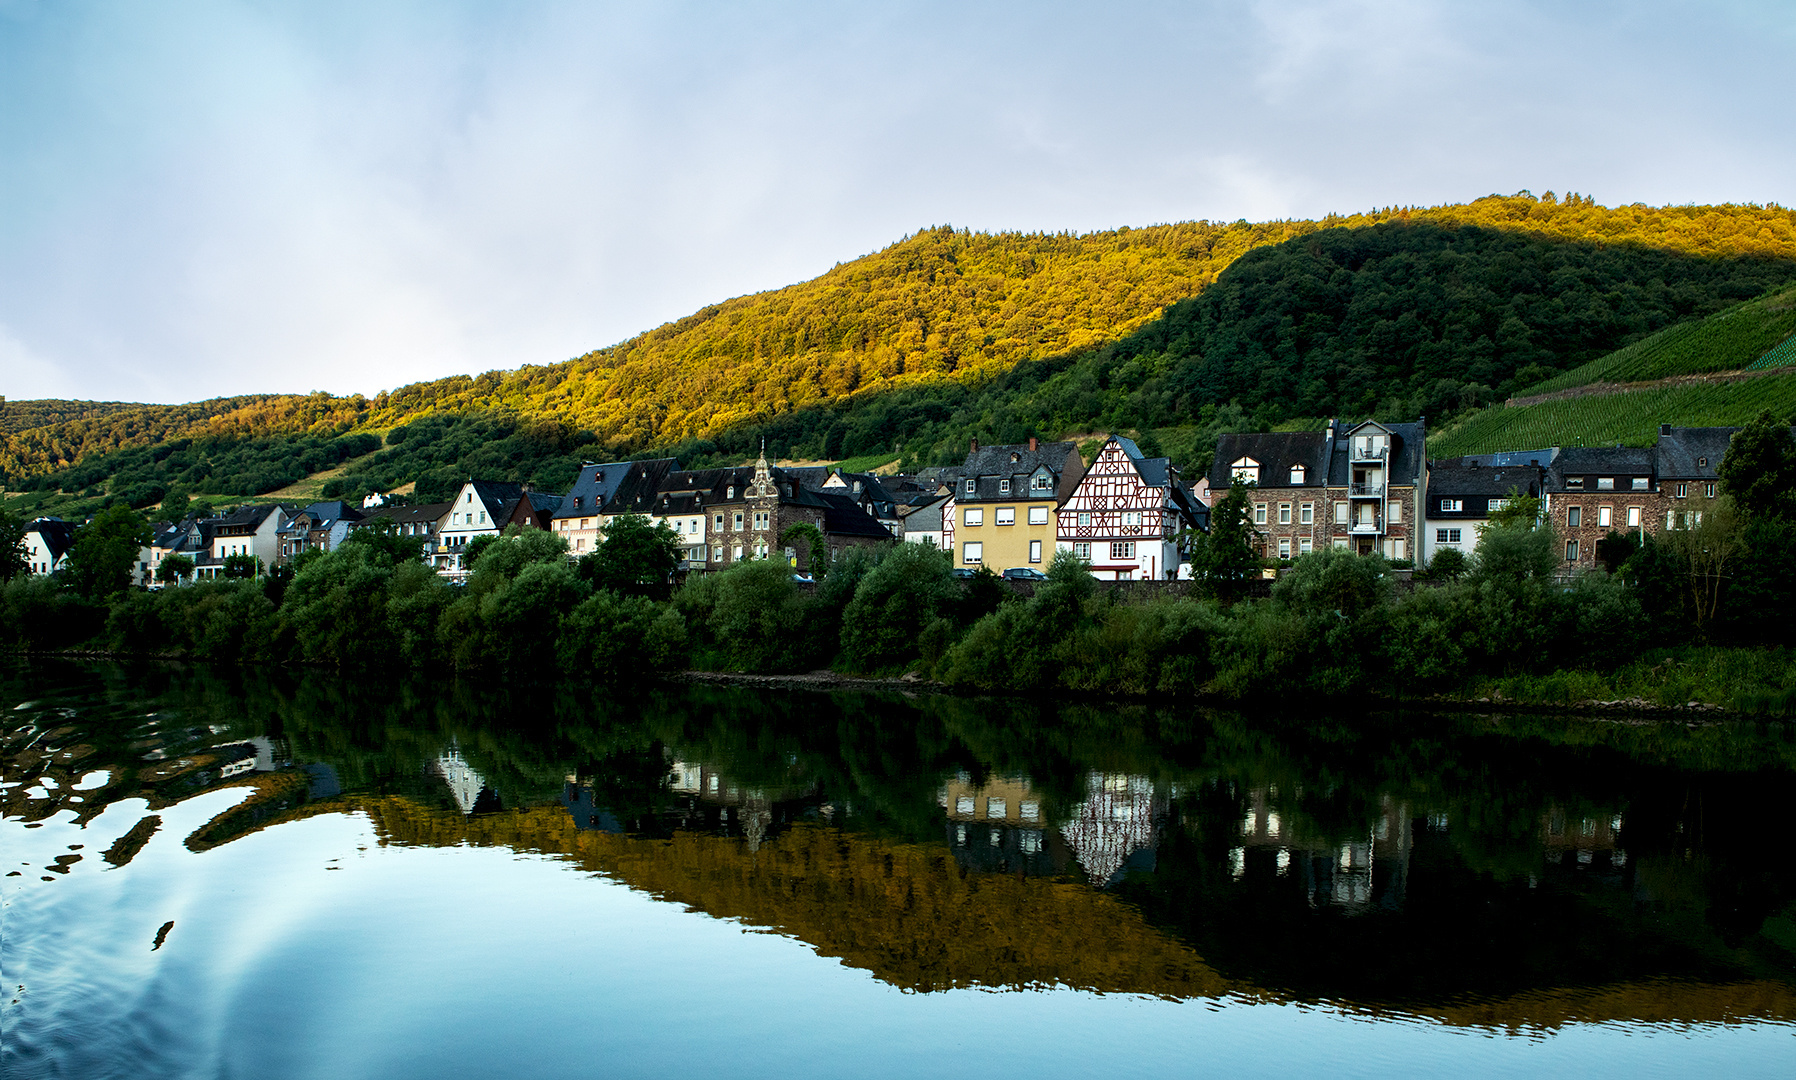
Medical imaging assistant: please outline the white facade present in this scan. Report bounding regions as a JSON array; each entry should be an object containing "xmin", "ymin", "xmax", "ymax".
[
  {"xmin": 435, "ymin": 482, "xmax": 507, "ymax": 577},
  {"xmin": 1421, "ymin": 514, "xmax": 1484, "ymax": 565},
  {"xmin": 1055, "ymin": 437, "xmax": 1184, "ymax": 581},
  {"xmin": 22, "ymin": 523, "xmax": 70, "ymax": 576}
]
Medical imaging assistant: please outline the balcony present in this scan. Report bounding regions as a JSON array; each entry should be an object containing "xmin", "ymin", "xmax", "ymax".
[
  {"xmin": 1350, "ymin": 442, "xmax": 1388, "ymax": 464},
  {"xmin": 1347, "ymin": 517, "xmax": 1384, "ymax": 535},
  {"xmin": 1349, "ymin": 482, "xmax": 1385, "ymax": 498}
]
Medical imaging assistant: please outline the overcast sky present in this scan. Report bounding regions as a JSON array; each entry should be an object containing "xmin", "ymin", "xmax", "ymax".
[{"xmin": 2, "ymin": 1, "xmax": 1792, "ymax": 405}]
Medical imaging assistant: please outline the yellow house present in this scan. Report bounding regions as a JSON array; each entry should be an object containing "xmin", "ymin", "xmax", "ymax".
[{"xmin": 950, "ymin": 438, "xmax": 1084, "ymax": 574}]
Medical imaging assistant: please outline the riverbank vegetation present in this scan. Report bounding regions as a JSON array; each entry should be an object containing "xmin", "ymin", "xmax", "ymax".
[{"xmin": 5, "ymin": 424, "xmax": 1796, "ymax": 716}]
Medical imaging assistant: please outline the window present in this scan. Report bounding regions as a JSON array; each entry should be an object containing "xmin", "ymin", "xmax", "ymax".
[
  {"xmin": 999, "ymin": 479, "xmax": 1011, "ymax": 494},
  {"xmin": 1077, "ymin": 512, "xmax": 1090, "ymax": 527},
  {"xmin": 1231, "ymin": 458, "xmax": 1260, "ymax": 484},
  {"xmin": 1567, "ymin": 476, "xmax": 1584, "ymax": 488},
  {"xmin": 1072, "ymin": 542, "xmax": 1091, "ymax": 559},
  {"xmin": 1029, "ymin": 539, "xmax": 1042, "ymax": 563},
  {"xmin": 581, "ymin": 518, "xmax": 591, "ymax": 530},
  {"xmin": 1300, "ymin": 503, "xmax": 1313, "ymax": 524},
  {"xmin": 1334, "ymin": 502, "xmax": 1349, "ymax": 524},
  {"xmin": 996, "ymin": 507, "xmax": 1015, "ymax": 526},
  {"xmin": 479, "ymin": 513, "xmax": 487, "ymax": 524},
  {"xmin": 1028, "ymin": 506, "xmax": 1048, "ymax": 525},
  {"xmin": 1437, "ymin": 527, "xmax": 1462, "ymax": 544},
  {"xmin": 732, "ymin": 545, "xmax": 743, "ymax": 561},
  {"xmin": 1440, "ymin": 498, "xmax": 1463, "ymax": 513},
  {"xmin": 1389, "ymin": 539, "xmax": 1406, "ymax": 560},
  {"xmin": 726, "ymin": 486, "xmax": 735, "ymax": 499},
  {"xmin": 1705, "ymin": 482, "xmax": 1717, "ymax": 499},
  {"xmin": 1254, "ymin": 503, "xmax": 1268, "ymax": 525},
  {"xmin": 711, "ymin": 546, "xmax": 724, "ymax": 562},
  {"xmin": 1299, "ymin": 537, "xmax": 1313, "ymax": 554},
  {"xmin": 1110, "ymin": 541, "xmax": 1135, "ymax": 560},
  {"xmin": 1032, "ymin": 473, "xmax": 1052, "ymax": 492},
  {"xmin": 1277, "ymin": 504, "xmax": 1291, "ymax": 525},
  {"xmin": 1278, "ymin": 538, "xmax": 1290, "ymax": 559},
  {"xmin": 733, "ymin": 512, "xmax": 744, "ymax": 531},
  {"xmin": 1290, "ymin": 465, "xmax": 1306, "ymax": 484},
  {"xmin": 714, "ymin": 513, "xmax": 724, "ymax": 530},
  {"xmin": 1598, "ymin": 506, "xmax": 1612, "ymax": 527},
  {"xmin": 1597, "ymin": 477, "xmax": 1615, "ymax": 490},
  {"xmin": 1566, "ymin": 538, "xmax": 1579, "ymax": 562},
  {"xmin": 1698, "ymin": 457, "xmax": 1708, "ymax": 468},
  {"xmin": 1332, "ymin": 537, "xmax": 1349, "ymax": 549},
  {"xmin": 962, "ymin": 541, "xmax": 983, "ymax": 565},
  {"xmin": 1627, "ymin": 507, "xmax": 1641, "ymax": 527},
  {"xmin": 963, "ymin": 508, "xmax": 984, "ymax": 527},
  {"xmin": 1567, "ymin": 506, "xmax": 1581, "ymax": 528},
  {"xmin": 1488, "ymin": 499, "xmax": 1506, "ymax": 512},
  {"xmin": 753, "ymin": 511, "xmax": 770, "ymax": 529},
  {"xmin": 1675, "ymin": 483, "xmax": 1688, "ymax": 498},
  {"xmin": 1122, "ymin": 511, "xmax": 1141, "ymax": 527},
  {"xmin": 1632, "ymin": 477, "xmax": 1650, "ymax": 490},
  {"xmin": 754, "ymin": 541, "xmax": 768, "ymax": 559},
  {"xmin": 965, "ymin": 479, "xmax": 976, "ymax": 495}
]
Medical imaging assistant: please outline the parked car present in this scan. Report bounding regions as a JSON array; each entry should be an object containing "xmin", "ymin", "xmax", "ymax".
[
  {"xmin": 950, "ymin": 568, "xmax": 978, "ymax": 579},
  {"xmin": 1001, "ymin": 567, "xmax": 1048, "ymax": 581}
]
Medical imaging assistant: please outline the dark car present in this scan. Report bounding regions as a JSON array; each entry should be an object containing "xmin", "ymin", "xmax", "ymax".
[
  {"xmin": 1001, "ymin": 567, "xmax": 1048, "ymax": 581},
  {"xmin": 950, "ymin": 567, "xmax": 978, "ymax": 580}
]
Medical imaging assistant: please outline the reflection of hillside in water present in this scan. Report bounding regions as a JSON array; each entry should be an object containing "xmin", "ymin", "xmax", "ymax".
[{"xmin": 6, "ymin": 659, "xmax": 1796, "ymax": 1030}]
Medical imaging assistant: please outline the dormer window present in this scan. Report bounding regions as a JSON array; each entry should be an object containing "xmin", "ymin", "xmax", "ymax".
[
  {"xmin": 1567, "ymin": 476, "xmax": 1583, "ymax": 488},
  {"xmin": 1698, "ymin": 457, "xmax": 1708, "ymax": 468},
  {"xmin": 965, "ymin": 479, "xmax": 976, "ymax": 495},
  {"xmin": 1290, "ymin": 465, "xmax": 1306, "ymax": 485},
  {"xmin": 1031, "ymin": 474, "xmax": 1051, "ymax": 492},
  {"xmin": 999, "ymin": 479, "xmax": 1011, "ymax": 494},
  {"xmin": 572, "ymin": 497, "xmax": 582, "ymax": 509},
  {"xmin": 727, "ymin": 486, "xmax": 735, "ymax": 499},
  {"xmin": 1230, "ymin": 457, "xmax": 1260, "ymax": 485},
  {"xmin": 1010, "ymin": 452, "xmax": 1021, "ymax": 463}
]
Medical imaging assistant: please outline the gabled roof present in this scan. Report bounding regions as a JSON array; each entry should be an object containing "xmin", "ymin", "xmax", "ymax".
[
  {"xmin": 212, "ymin": 503, "xmax": 282, "ymax": 535},
  {"xmin": 1327, "ymin": 420, "xmax": 1426, "ymax": 487},
  {"xmin": 899, "ymin": 494, "xmax": 950, "ymax": 532},
  {"xmin": 804, "ymin": 489, "xmax": 895, "ymax": 539},
  {"xmin": 957, "ymin": 440, "xmax": 1082, "ymax": 503},
  {"xmin": 1207, "ymin": 431, "xmax": 1329, "ymax": 490},
  {"xmin": 465, "ymin": 480, "xmax": 524, "ymax": 524},
  {"xmin": 1655, "ymin": 426, "xmax": 1737, "ymax": 480},
  {"xmin": 354, "ymin": 502, "xmax": 453, "ymax": 528},
  {"xmin": 553, "ymin": 459, "xmax": 678, "ymax": 519},
  {"xmin": 1427, "ymin": 459, "xmax": 1544, "ymax": 505},
  {"xmin": 24, "ymin": 518, "xmax": 75, "ymax": 560},
  {"xmin": 1546, "ymin": 446, "xmax": 1656, "ymax": 491}
]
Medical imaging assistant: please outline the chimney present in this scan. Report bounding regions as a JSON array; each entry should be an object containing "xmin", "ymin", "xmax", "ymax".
[
  {"xmin": 1660, "ymin": 424, "xmax": 1672, "ymax": 437},
  {"xmin": 970, "ymin": 437, "xmax": 979, "ymax": 452},
  {"xmin": 1028, "ymin": 435, "xmax": 1039, "ymax": 452}
]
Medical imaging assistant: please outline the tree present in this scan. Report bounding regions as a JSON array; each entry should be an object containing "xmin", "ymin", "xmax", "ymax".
[
  {"xmin": 840, "ymin": 542, "xmax": 957, "ymax": 670},
  {"xmin": 0, "ymin": 509, "xmax": 27, "ymax": 583},
  {"xmin": 1718, "ymin": 410, "xmax": 1796, "ymax": 522},
  {"xmin": 1658, "ymin": 492, "xmax": 1745, "ymax": 634},
  {"xmin": 342, "ymin": 519, "xmax": 425, "ymax": 565},
  {"xmin": 1473, "ymin": 488, "xmax": 1556, "ymax": 583},
  {"xmin": 64, "ymin": 505, "xmax": 152, "ymax": 599},
  {"xmin": 221, "ymin": 553, "xmax": 262, "ymax": 579},
  {"xmin": 158, "ymin": 490, "xmax": 190, "ymax": 522},
  {"xmin": 1186, "ymin": 483, "xmax": 1260, "ymax": 599},
  {"xmin": 779, "ymin": 522, "xmax": 829, "ymax": 575},
  {"xmin": 1423, "ymin": 547, "xmax": 1467, "ymax": 582},
  {"xmin": 578, "ymin": 515, "xmax": 682, "ymax": 598},
  {"xmin": 155, "ymin": 553, "xmax": 194, "ymax": 585}
]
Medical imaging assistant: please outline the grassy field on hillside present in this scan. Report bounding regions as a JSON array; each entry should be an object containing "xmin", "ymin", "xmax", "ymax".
[
  {"xmin": 1524, "ymin": 283, "xmax": 1796, "ymax": 394},
  {"xmin": 1429, "ymin": 369, "xmax": 1796, "ymax": 455}
]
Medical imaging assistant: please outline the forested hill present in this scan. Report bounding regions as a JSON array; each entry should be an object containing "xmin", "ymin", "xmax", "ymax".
[{"xmin": 5, "ymin": 193, "xmax": 1796, "ymax": 499}]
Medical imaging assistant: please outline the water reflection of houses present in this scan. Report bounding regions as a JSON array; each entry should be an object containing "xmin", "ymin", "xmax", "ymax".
[
  {"xmin": 1229, "ymin": 786, "xmax": 1412, "ymax": 912},
  {"xmin": 939, "ymin": 771, "xmax": 1169, "ymax": 886},
  {"xmin": 561, "ymin": 758, "xmax": 819, "ymax": 850},
  {"xmin": 431, "ymin": 746, "xmax": 503, "ymax": 815},
  {"xmin": 1542, "ymin": 806, "xmax": 1627, "ymax": 875}
]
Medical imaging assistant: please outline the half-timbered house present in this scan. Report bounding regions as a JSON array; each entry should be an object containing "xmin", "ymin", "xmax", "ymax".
[{"xmin": 1056, "ymin": 435, "xmax": 1202, "ymax": 580}]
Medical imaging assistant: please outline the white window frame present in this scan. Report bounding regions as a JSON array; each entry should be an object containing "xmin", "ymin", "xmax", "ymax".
[
  {"xmin": 995, "ymin": 507, "xmax": 1016, "ymax": 526},
  {"xmin": 962, "ymin": 541, "xmax": 983, "ymax": 565},
  {"xmin": 1029, "ymin": 540, "xmax": 1042, "ymax": 563},
  {"xmin": 1072, "ymin": 541, "xmax": 1091, "ymax": 559},
  {"xmin": 1277, "ymin": 503, "xmax": 1291, "ymax": 525},
  {"xmin": 1028, "ymin": 506, "xmax": 1048, "ymax": 526},
  {"xmin": 963, "ymin": 508, "xmax": 984, "ymax": 527},
  {"xmin": 1254, "ymin": 503, "xmax": 1268, "ymax": 525},
  {"xmin": 1110, "ymin": 541, "xmax": 1135, "ymax": 560}
]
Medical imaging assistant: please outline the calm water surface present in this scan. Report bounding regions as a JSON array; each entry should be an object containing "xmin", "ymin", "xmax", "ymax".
[{"xmin": 3, "ymin": 658, "xmax": 1794, "ymax": 1079}]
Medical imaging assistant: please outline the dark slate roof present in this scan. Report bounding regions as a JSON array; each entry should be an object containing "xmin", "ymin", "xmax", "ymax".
[
  {"xmin": 783, "ymin": 466, "xmax": 831, "ymax": 490},
  {"xmin": 1326, "ymin": 421, "xmax": 1426, "ymax": 487},
  {"xmin": 467, "ymin": 480, "xmax": 525, "ymax": 523},
  {"xmin": 805, "ymin": 489, "xmax": 894, "ymax": 539},
  {"xmin": 303, "ymin": 500, "xmax": 362, "ymax": 523},
  {"xmin": 1546, "ymin": 446, "xmax": 1656, "ymax": 492},
  {"xmin": 25, "ymin": 518, "xmax": 75, "ymax": 559},
  {"xmin": 553, "ymin": 459, "xmax": 677, "ymax": 518},
  {"xmin": 1427, "ymin": 460, "xmax": 1543, "ymax": 516},
  {"xmin": 1208, "ymin": 431, "xmax": 1329, "ymax": 490},
  {"xmin": 957, "ymin": 441, "xmax": 1082, "ymax": 503},
  {"xmin": 213, "ymin": 503, "xmax": 282, "ymax": 535},
  {"xmin": 354, "ymin": 502, "xmax": 452, "ymax": 528},
  {"xmin": 1655, "ymin": 426, "xmax": 1737, "ymax": 480},
  {"xmin": 522, "ymin": 490, "xmax": 564, "ymax": 516},
  {"xmin": 899, "ymin": 495, "xmax": 949, "ymax": 532}
]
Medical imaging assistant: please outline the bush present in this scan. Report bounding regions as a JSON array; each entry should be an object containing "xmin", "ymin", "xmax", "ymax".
[
  {"xmin": 840, "ymin": 543, "xmax": 956, "ymax": 671},
  {"xmin": 559, "ymin": 591, "xmax": 687, "ymax": 677}
]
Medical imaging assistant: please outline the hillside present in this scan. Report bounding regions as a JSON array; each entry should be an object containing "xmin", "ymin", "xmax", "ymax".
[{"xmin": 6, "ymin": 193, "xmax": 1796, "ymax": 509}]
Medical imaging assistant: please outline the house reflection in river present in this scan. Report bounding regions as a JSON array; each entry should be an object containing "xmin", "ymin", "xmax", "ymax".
[
  {"xmin": 939, "ymin": 771, "xmax": 1169, "ymax": 886},
  {"xmin": 1229, "ymin": 787, "xmax": 1412, "ymax": 912},
  {"xmin": 561, "ymin": 758, "xmax": 819, "ymax": 850},
  {"xmin": 431, "ymin": 746, "xmax": 502, "ymax": 816},
  {"xmin": 1541, "ymin": 805, "xmax": 1627, "ymax": 876}
]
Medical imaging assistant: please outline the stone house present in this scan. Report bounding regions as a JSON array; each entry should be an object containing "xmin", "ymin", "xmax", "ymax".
[{"xmin": 1423, "ymin": 452, "xmax": 1551, "ymax": 566}]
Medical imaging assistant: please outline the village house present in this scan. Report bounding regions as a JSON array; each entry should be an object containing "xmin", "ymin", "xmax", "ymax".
[
  {"xmin": 1423, "ymin": 452, "xmax": 1551, "ymax": 566},
  {"xmin": 550, "ymin": 459, "xmax": 679, "ymax": 555},
  {"xmin": 1057, "ymin": 435, "xmax": 1203, "ymax": 580},
  {"xmin": 1542, "ymin": 447, "xmax": 1660, "ymax": 570},
  {"xmin": 22, "ymin": 518, "xmax": 75, "ymax": 577},
  {"xmin": 434, "ymin": 481, "xmax": 539, "ymax": 578},
  {"xmin": 1208, "ymin": 419, "xmax": 1425, "ymax": 562},
  {"xmin": 143, "ymin": 515, "xmax": 214, "ymax": 584},
  {"xmin": 351, "ymin": 501, "xmax": 453, "ymax": 560},
  {"xmin": 198, "ymin": 504, "xmax": 286, "ymax": 579},
  {"xmin": 899, "ymin": 493, "xmax": 953, "ymax": 550},
  {"xmin": 654, "ymin": 451, "xmax": 890, "ymax": 573},
  {"xmin": 1654, "ymin": 425, "xmax": 1734, "ymax": 529},
  {"xmin": 949, "ymin": 437, "xmax": 1084, "ymax": 574},
  {"xmin": 276, "ymin": 500, "xmax": 363, "ymax": 564}
]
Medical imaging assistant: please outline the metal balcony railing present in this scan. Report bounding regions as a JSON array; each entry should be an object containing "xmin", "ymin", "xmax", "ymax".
[
  {"xmin": 1350, "ymin": 442, "xmax": 1388, "ymax": 463},
  {"xmin": 1349, "ymin": 482, "xmax": 1385, "ymax": 497},
  {"xmin": 1347, "ymin": 518, "xmax": 1384, "ymax": 535}
]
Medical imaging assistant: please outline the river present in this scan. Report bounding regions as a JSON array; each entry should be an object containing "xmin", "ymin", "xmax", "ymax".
[{"xmin": 3, "ymin": 658, "xmax": 1792, "ymax": 1078}]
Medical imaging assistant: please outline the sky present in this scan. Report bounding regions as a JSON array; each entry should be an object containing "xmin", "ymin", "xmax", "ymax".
[{"xmin": 2, "ymin": 1, "xmax": 1793, "ymax": 406}]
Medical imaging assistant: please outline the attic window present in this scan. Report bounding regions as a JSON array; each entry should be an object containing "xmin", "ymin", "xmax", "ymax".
[
  {"xmin": 1698, "ymin": 456, "xmax": 1707, "ymax": 468},
  {"xmin": 573, "ymin": 497, "xmax": 582, "ymax": 509},
  {"xmin": 727, "ymin": 486, "xmax": 735, "ymax": 499},
  {"xmin": 965, "ymin": 479, "xmax": 975, "ymax": 495},
  {"xmin": 1010, "ymin": 453, "xmax": 1021, "ymax": 463},
  {"xmin": 999, "ymin": 479, "xmax": 1011, "ymax": 494},
  {"xmin": 1567, "ymin": 476, "xmax": 1583, "ymax": 488},
  {"xmin": 1290, "ymin": 465, "xmax": 1306, "ymax": 484},
  {"xmin": 1031, "ymin": 474, "xmax": 1051, "ymax": 492}
]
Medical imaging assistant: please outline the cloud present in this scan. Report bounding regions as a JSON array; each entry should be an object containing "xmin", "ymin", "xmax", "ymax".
[{"xmin": 0, "ymin": 0, "xmax": 1792, "ymax": 406}]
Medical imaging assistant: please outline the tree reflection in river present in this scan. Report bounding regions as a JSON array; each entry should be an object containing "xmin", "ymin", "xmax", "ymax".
[{"xmin": 4, "ymin": 656, "xmax": 1795, "ymax": 1029}]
